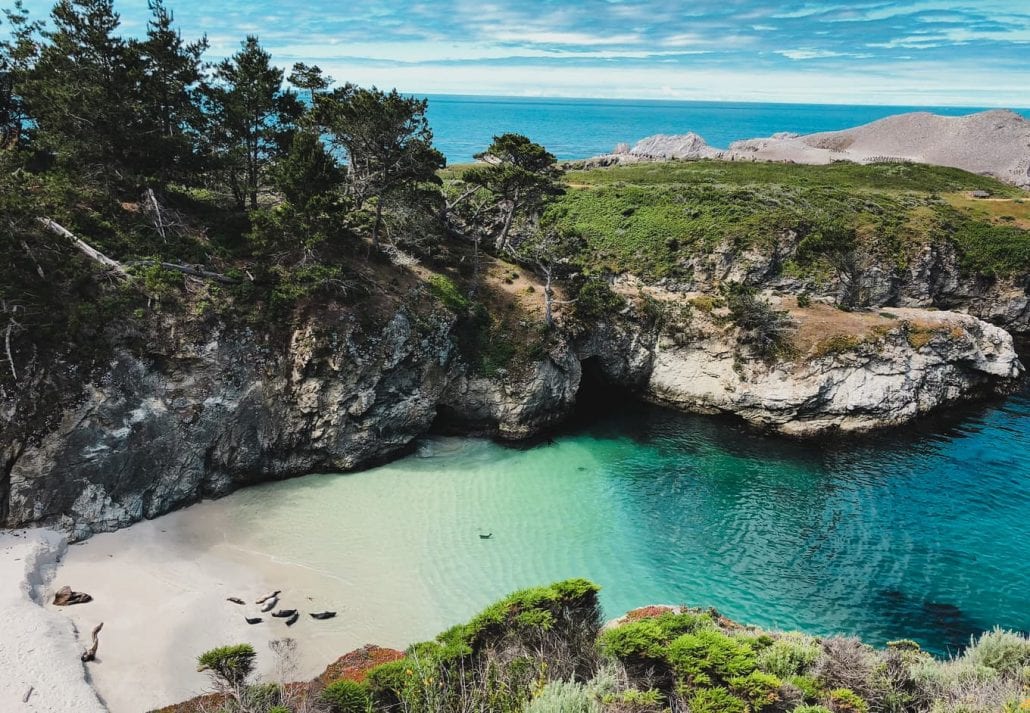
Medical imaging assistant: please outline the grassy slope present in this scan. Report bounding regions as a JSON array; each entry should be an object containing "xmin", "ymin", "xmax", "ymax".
[{"xmin": 549, "ymin": 160, "xmax": 1030, "ymax": 280}]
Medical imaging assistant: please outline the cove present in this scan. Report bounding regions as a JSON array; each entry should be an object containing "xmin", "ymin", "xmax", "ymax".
[{"xmin": 149, "ymin": 387, "xmax": 1030, "ymax": 658}]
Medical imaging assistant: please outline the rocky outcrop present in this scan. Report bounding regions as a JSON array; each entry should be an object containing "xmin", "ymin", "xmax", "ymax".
[
  {"xmin": 641, "ymin": 309, "xmax": 1022, "ymax": 436},
  {"xmin": 594, "ymin": 110, "xmax": 1030, "ymax": 188},
  {"xmin": 1, "ymin": 278, "xmax": 1024, "ymax": 539},
  {"xmin": 438, "ymin": 341, "xmax": 582, "ymax": 439}
]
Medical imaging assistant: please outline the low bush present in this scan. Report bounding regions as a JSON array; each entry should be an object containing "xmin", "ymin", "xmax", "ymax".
[
  {"xmin": 757, "ymin": 634, "xmax": 821, "ymax": 678},
  {"xmin": 961, "ymin": 627, "xmax": 1030, "ymax": 675},
  {"xmin": 666, "ymin": 629, "xmax": 757, "ymax": 687},
  {"xmin": 321, "ymin": 680, "xmax": 371, "ymax": 713},
  {"xmin": 684, "ymin": 685, "xmax": 749, "ymax": 713},
  {"xmin": 525, "ymin": 680, "xmax": 599, "ymax": 713}
]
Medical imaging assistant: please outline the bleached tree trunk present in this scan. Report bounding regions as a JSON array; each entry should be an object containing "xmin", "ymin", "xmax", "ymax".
[{"xmin": 37, "ymin": 218, "xmax": 130, "ymax": 279}]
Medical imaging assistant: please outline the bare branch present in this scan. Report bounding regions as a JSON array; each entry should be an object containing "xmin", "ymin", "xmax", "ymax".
[{"xmin": 37, "ymin": 218, "xmax": 130, "ymax": 279}]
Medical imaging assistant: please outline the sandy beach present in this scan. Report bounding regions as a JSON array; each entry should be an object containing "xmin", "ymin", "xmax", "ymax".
[
  {"xmin": 0, "ymin": 530, "xmax": 106, "ymax": 713},
  {"xmin": 45, "ymin": 497, "xmax": 444, "ymax": 713}
]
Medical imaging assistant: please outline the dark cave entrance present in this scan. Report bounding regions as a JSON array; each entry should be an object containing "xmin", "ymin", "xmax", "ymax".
[{"xmin": 570, "ymin": 356, "xmax": 633, "ymax": 424}]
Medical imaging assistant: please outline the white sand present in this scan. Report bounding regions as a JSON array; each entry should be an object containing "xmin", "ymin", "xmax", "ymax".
[
  {"xmin": 49, "ymin": 495, "xmax": 443, "ymax": 713},
  {"xmin": 0, "ymin": 529, "xmax": 106, "ymax": 713}
]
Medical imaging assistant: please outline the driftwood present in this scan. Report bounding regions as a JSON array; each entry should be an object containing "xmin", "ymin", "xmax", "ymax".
[
  {"xmin": 53, "ymin": 585, "xmax": 93, "ymax": 606},
  {"xmin": 38, "ymin": 218, "xmax": 130, "ymax": 279},
  {"xmin": 81, "ymin": 622, "xmax": 103, "ymax": 662},
  {"xmin": 125, "ymin": 259, "xmax": 238, "ymax": 284}
]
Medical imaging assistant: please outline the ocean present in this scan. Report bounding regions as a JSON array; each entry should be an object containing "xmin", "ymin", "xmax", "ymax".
[
  {"xmin": 65, "ymin": 386, "xmax": 1030, "ymax": 658},
  {"xmin": 422, "ymin": 95, "xmax": 1030, "ymax": 163}
]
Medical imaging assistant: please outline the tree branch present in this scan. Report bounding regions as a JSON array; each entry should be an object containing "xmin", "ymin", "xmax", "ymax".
[{"xmin": 37, "ymin": 218, "xmax": 130, "ymax": 279}]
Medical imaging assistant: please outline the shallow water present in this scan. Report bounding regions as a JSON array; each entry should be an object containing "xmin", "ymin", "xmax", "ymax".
[{"xmin": 201, "ymin": 390, "xmax": 1030, "ymax": 657}]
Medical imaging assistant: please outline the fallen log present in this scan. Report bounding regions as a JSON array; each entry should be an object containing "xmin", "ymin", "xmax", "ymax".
[
  {"xmin": 38, "ymin": 218, "xmax": 130, "ymax": 279},
  {"xmin": 125, "ymin": 259, "xmax": 238, "ymax": 284},
  {"xmin": 81, "ymin": 622, "xmax": 103, "ymax": 662}
]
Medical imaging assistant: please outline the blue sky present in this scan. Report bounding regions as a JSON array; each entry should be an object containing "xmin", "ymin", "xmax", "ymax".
[{"xmin": 13, "ymin": 0, "xmax": 1030, "ymax": 106}]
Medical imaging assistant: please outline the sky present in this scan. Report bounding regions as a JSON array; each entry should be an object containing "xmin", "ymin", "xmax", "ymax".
[{"xmin": 12, "ymin": 0, "xmax": 1030, "ymax": 107}]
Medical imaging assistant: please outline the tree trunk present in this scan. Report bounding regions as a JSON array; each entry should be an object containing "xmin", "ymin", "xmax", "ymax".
[
  {"xmin": 37, "ymin": 219, "xmax": 130, "ymax": 279},
  {"xmin": 497, "ymin": 195, "xmax": 518, "ymax": 252},
  {"xmin": 372, "ymin": 195, "xmax": 385, "ymax": 247},
  {"xmin": 543, "ymin": 268, "xmax": 554, "ymax": 328}
]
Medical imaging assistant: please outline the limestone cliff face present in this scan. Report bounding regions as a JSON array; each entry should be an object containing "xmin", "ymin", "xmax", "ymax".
[
  {"xmin": 4, "ymin": 310, "xmax": 459, "ymax": 538},
  {"xmin": 662, "ymin": 234, "xmax": 1030, "ymax": 334},
  {"xmin": 0, "ymin": 277, "xmax": 1024, "ymax": 539},
  {"xmin": 641, "ymin": 310, "xmax": 1022, "ymax": 435}
]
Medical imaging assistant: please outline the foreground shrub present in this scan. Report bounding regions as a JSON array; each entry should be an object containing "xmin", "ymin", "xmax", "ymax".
[
  {"xmin": 599, "ymin": 611, "xmax": 714, "ymax": 662},
  {"xmin": 827, "ymin": 687, "xmax": 869, "ymax": 713},
  {"xmin": 197, "ymin": 644, "xmax": 257, "ymax": 689},
  {"xmin": 321, "ymin": 680, "xmax": 371, "ymax": 713},
  {"xmin": 728, "ymin": 670, "xmax": 781, "ymax": 708},
  {"xmin": 525, "ymin": 679, "xmax": 600, "ymax": 713},
  {"xmin": 721, "ymin": 283, "xmax": 796, "ymax": 359},
  {"xmin": 666, "ymin": 629, "xmax": 757, "ymax": 687},
  {"xmin": 757, "ymin": 634, "xmax": 821, "ymax": 678},
  {"xmin": 684, "ymin": 686, "xmax": 748, "ymax": 713},
  {"xmin": 814, "ymin": 638, "xmax": 877, "ymax": 700},
  {"xmin": 961, "ymin": 628, "xmax": 1030, "ymax": 675}
]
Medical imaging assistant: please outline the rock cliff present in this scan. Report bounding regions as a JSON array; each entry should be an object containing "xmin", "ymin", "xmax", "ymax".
[{"xmin": 0, "ymin": 275, "xmax": 1024, "ymax": 539}]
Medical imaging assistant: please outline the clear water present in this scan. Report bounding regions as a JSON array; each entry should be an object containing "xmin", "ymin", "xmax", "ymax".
[
  {"xmin": 422, "ymin": 95, "xmax": 1030, "ymax": 163},
  {"xmin": 210, "ymin": 388, "xmax": 1030, "ymax": 657}
]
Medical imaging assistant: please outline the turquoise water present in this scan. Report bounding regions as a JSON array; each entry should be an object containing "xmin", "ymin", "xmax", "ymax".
[
  {"xmin": 422, "ymin": 95, "xmax": 1030, "ymax": 163},
  {"xmin": 210, "ymin": 388, "xmax": 1030, "ymax": 658}
]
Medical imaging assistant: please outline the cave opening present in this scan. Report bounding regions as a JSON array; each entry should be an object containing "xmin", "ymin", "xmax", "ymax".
[{"xmin": 569, "ymin": 356, "xmax": 633, "ymax": 426}]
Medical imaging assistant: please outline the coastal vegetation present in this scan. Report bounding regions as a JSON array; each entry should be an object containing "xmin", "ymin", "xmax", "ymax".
[{"xmin": 170, "ymin": 579, "xmax": 1029, "ymax": 713}]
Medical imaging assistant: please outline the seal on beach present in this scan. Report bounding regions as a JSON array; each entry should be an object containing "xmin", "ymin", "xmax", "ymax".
[
  {"xmin": 285, "ymin": 611, "xmax": 299, "ymax": 626},
  {"xmin": 245, "ymin": 616, "xmax": 262, "ymax": 625},
  {"xmin": 271, "ymin": 609, "xmax": 297, "ymax": 618},
  {"xmin": 479, "ymin": 533, "xmax": 493, "ymax": 539},
  {"xmin": 310, "ymin": 611, "xmax": 337, "ymax": 620},
  {"xmin": 226, "ymin": 597, "xmax": 245, "ymax": 605},
  {"xmin": 260, "ymin": 596, "xmax": 279, "ymax": 613},
  {"xmin": 256, "ymin": 590, "xmax": 282, "ymax": 604}
]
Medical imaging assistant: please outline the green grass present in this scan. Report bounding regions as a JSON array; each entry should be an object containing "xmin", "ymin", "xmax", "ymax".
[{"xmin": 546, "ymin": 161, "xmax": 1030, "ymax": 279}]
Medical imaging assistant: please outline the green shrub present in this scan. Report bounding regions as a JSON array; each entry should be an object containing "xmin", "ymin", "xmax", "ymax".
[
  {"xmin": 685, "ymin": 686, "xmax": 748, "ymax": 713},
  {"xmin": 787, "ymin": 674, "xmax": 823, "ymax": 702},
  {"xmin": 666, "ymin": 629, "xmax": 757, "ymax": 686},
  {"xmin": 321, "ymin": 680, "xmax": 371, "ymax": 713},
  {"xmin": 728, "ymin": 670, "xmax": 781, "ymax": 708},
  {"xmin": 574, "ymin": 279, "xmax": 625, "ymax": 322},
  {"xmin": 365, "ymin": 659, "xmax": 410, "ymax": 698},
  {"xmin": 796, "ymin": 291, "xmax": 812, "ymax": 308},
  {"xmin": 827, "ymin": 687, "xmax": 869, "ymax": 713},
  {"xmin": 267, "ymin": 707, "xmax": 290, "ymax": 713},
  {"xmin": 427, "ymin": 274, "xmax": 470, "ymax": 312},
  {"xmin": 961, "ymin": 628, "xmax": 1030, "ymax": 675},
  {"xmin": 757, "ymin": 634, "xmax": 822, "ymax": 678},
  {"xmin": 721, "ymin": 283, "xmax": 796, "ymax": 360},
  {"xmin": 794, "ymin": 707, "xmax": 833, "ymax": 713},
  {"xmin": 600, "ymin": 611, "xmax": 714, "ymax": 662},
  {"xmin": 196, "ymin": 644, "xmax": 256, "ymax": 688},
  {"xmin": 525, "ymin": 679, "xmax": 600, "ymax": 713},
  {"xmin": 604, "ymin": 688, "xmax": 665, "ymax": 712}
]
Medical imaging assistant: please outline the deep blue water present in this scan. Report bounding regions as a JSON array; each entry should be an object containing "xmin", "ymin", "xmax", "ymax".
[
  {"xmin": 422, "ymin": 95, "xmax": 1030, "ymax": 163},
  {"xmin": 211, "ymin": 383, "xmax": 1030, "ymax": 657}
]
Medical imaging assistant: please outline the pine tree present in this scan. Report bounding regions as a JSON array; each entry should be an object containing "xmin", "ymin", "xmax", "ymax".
[
  {"xmin": 0, "ymin": 1, "xmax": 42, "ymax": 149},
  {"xmin": 22, "ymin": 0, "xmax": 134, "ymax": 180},
  {"xmin": 464, "ymin": 134, "xmax": 564, "ymax": 251},
  {"xmin": 131, "ymin": 0, "xmax": 207, "ymax": 183},
  {"xmin": 324, "ymin": 87, "xmax": 444, "ymax": 246},
  {"xmin": 206, "ymin": 35, "xmax": 299, "ymax": 209}
]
